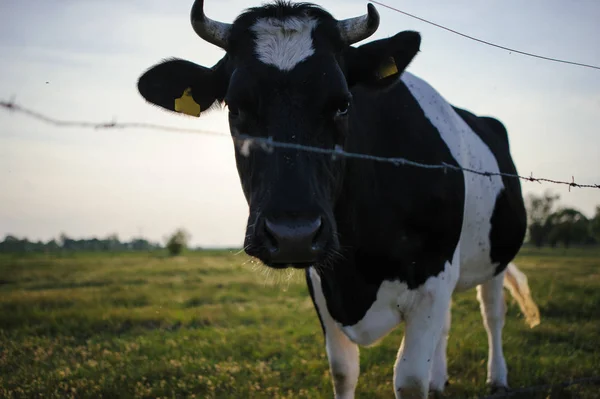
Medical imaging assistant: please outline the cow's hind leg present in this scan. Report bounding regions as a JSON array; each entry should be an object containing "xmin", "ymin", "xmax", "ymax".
[
  {"xmin": 429, "ymin": 305, "xmax": 451, "ymax": 393},
  {"xmin": 477, "ymin": 271, "xmax": 508, "ymax": 390},
  {"xmin": 307, "ymin": 268, "xmax": 359, "ymax": 399}
]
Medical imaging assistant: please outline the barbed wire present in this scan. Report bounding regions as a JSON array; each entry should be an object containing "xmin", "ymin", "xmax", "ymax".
[
  {"xmin": 479, "ymin": 376, "xmax": 600, "ymax": 398},
  {"xmin": 0, "ymin": 98, "xmax": 226, "ymax": 137},
  {"xmin": 372, "ymin": 0, "xmax": 600, "ymax": 71},
  {"xmin": 1, "ymin": 99, "xmax": 599, "ymax": 190}
]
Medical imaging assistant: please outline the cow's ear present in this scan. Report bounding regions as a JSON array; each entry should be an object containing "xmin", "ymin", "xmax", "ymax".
[
  {"xmin": 137, "ymin": 57, "xmax": 229, "ymax": 117},
  {"xmin": 345, "ymin": 31, "xmax": 421, "ymax": 88}
]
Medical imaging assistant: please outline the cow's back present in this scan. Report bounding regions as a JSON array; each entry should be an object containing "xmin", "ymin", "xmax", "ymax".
[{"xmin": 401, "ymin": 72, "xmax": 526, "ymax": 291}]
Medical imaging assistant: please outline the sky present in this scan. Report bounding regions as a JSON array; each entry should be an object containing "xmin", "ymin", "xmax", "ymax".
[{"xmin": 1, "ymin": 0, "xmax": 599, "ymax": 247}]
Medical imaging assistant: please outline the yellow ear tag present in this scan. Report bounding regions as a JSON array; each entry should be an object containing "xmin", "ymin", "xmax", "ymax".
[
  {"xmin": 174, "ymin": 88, "xmax": 201, "ymax": 117},
  {"xmin": 378, "ymin": 57, "xmax": 399, "ymax": 80}
]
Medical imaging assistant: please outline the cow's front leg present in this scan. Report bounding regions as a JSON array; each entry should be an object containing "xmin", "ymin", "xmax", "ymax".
[
  {"xmin": 307, "ymin": 268, "xmax": 360, "ymax": 399},
  {"xmin": 394, "ymin": 280, "xmax": 453, "ymax": 399},
  {"xmin": 324, "ymin": 320, "xmax": 360, "ymax": 399},
  {"xmin": 429, "ymin": 306, "xmax": 451, "ymax": 393}
]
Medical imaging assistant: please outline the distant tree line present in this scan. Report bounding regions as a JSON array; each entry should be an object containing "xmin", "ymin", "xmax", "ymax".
[
  {"xmin": 526, "ymin": 191, "xmax": 600, "ymax": 248},
  {"xmin": 0, "ymin": 233, "xmax": 163, "ymax": 254}
]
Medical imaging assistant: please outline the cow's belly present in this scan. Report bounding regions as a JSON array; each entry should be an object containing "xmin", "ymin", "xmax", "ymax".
[
  {"xmin": 454, "ymin": 187, "xmax": 503, "ymax": 292},
  {"xmin": 455, "ymin": 245, "xmax": 497, "ymax": 292}
]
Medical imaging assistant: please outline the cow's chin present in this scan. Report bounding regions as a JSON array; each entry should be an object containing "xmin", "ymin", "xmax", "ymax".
[
  {"xmin": 244, "ymin": 235, "xmax": 340, "ymax": 270},
  {"xmin": 248, "ymin": 252, "xmax": 333, "ymax": 270},
  {"xmin": 262, "ymin": 261, "xmax": 314, "ymax": 270}
]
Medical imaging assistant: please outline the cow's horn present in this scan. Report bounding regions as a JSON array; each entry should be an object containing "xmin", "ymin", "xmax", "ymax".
[
  {"xmin": 191, "ymin": 0, "xmax": 231, "ymax": 50},
  {"xmin": 337, "ymin": 3, "xmax": 380, "ymax": 45}
]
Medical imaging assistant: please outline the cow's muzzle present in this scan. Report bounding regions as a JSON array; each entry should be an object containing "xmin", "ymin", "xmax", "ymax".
[{"xmin": 245, "ymin": 215, "xmax": 329, "ymax": 267}]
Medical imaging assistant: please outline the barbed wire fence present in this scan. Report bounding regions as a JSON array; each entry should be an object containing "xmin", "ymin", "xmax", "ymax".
[{"xmin": 1, "ymin": 100, "xmax": 599, "ymax": 192}]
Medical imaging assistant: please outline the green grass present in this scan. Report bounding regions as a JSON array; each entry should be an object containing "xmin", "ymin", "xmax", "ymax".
[{"xmin": 1, "ymin": 248, "xmax": 599, "ymax": 398}]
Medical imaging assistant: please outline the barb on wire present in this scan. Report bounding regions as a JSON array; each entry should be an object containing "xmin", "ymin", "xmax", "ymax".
[
  {"xmin": 2, "ymin": 99, "xmax": 599, "ymax": 190},
  {"xmin": 480, "ymin": 376, "xmax": 600, "ymax": 398},
  {"xmin": 371, "ymin": 0, "xmax": 600, "ymax": 71}
]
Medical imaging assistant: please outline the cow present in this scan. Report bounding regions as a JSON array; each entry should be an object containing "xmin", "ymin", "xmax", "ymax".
[{"xmin": 137, "ymin": 1, "xmax": 541, "ymax": 397}]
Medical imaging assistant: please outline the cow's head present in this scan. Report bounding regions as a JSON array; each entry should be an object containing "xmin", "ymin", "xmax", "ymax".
[{"xmin": 138, "ymin": 0, "xmax": 420, "ymax": 268}]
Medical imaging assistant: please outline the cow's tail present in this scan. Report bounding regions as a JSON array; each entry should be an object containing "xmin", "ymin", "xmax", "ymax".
[{"xmin": 503, "ymin": 262, "xmax": 541, "ymax": 328}]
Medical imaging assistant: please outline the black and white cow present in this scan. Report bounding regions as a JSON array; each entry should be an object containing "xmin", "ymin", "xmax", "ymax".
[{"xmin": 138, "ymin": 1, "xmax": 540, "ymax": 397}]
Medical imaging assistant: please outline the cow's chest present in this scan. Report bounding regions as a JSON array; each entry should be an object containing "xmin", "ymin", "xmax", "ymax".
[
  {"xmin": 311, "ymin": 247, "xmax": 460, "ymax": 347},
  {"xmin": 338, "ymin": 279, "xmax": 412, "ymax": 346},
  {"xmin": 310, "ymin": 267, "xmax": 409, "ymax": 346}
]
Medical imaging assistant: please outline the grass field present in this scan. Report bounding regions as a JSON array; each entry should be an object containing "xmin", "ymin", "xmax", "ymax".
[{"xmin": 1, "ymin": 247, "xmax": 599, "ymax": 398}]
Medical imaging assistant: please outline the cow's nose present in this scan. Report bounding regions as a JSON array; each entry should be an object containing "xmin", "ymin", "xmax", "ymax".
[{"xmin": 264, "ymin": 217, "xmax": 325, "ymax": 264}]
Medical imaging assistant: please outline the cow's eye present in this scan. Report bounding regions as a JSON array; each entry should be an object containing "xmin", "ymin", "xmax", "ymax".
[{"xmin": 336, "ymin": 101, "xmax": 350, "ymax": 117}]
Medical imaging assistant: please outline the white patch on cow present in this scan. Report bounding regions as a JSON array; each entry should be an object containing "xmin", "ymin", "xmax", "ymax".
[
  {"xmin": 251, "ymin": 17, "xmax": 318, "ymax": 71},
  {"xmin": 309, "ymin": 268, "xmax": 360, "ymax": 399},
  {"xmin": 401, "ymin": 72, "xmax": 505, "ymax": 291},
  {"xmin": 340, "ymin": 280, "xmax": 406, "ymax": 346}
]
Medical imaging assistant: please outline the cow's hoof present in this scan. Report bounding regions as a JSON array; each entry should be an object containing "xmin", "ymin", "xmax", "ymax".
[
  {"xmin": 428, "ymin": 390, "xmax": 445, "ymax": 399},
  {"xmin": 397, "ymin": 387, "xmax": 425, "ymax": 399},
  {"xmin": 428, "ymin": 378, "xmax": 448, "ymax": 393},
  {"xmin": 488, "ymin": 384, "xmax": 510, "ymax": 395},
  {"xmin": 428, "ymin": 380, "xmax": 450, "ymax": 398},
  {"xmin": 397, "ymin": 378, "xmax": 427, "ymax": 399},
  {"xmin": 427, "ymin": 385, "xmax": 445, "ymax": 398}
]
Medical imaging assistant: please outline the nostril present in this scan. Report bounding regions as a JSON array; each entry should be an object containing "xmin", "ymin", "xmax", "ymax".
[{"xmin": 311, "ymin": 218, "xmax": 325, "ymax": 251}]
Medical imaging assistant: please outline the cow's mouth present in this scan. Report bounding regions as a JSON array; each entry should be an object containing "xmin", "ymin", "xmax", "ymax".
[
  {"xmin": 245, "ymin": 243, "xmax": 337, "ymax": 270},
  {"xmin": 264, "ymin": 261, "xmax": 315, "ymax": 270}
]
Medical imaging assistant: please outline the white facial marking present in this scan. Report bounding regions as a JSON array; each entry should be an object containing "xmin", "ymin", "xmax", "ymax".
[{"xmin": 251, "ymin": 17, "xmax": 318, "ymax": 71}]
